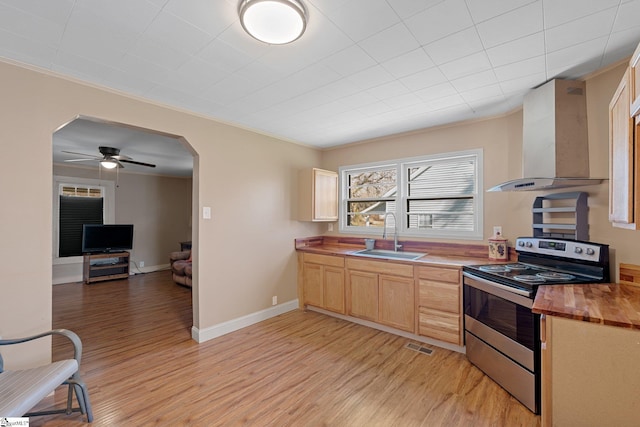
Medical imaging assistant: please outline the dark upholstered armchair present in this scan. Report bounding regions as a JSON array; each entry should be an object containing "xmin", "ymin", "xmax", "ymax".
[{"xmin": 170, "ymin": 251, "xmax": 192, "ymax": 287}]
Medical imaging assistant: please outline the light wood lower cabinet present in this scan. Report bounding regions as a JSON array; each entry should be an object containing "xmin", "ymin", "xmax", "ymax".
[
  {"xmin": 299, "ymin": 253, "xmax": 463, "ymax": 343},
  {"xmin": 300, "ymin": 253, "xmax": 345, "ymax": 314},
  {"xmin": 415, "ymin": 265, "xmax": 462, "ymax": 345},
  {"xmin": 346, "ymin": 258, "xmax": 415, "ymax": 333},
  {"xmin": 541, "ymin": 315, "xmax": 640, "ymax": 427}
]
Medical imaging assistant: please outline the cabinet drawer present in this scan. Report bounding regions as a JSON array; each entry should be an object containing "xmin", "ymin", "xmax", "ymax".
[
  {"xmin": 418, "ymin": 307, "xmax": 461, "ymax": 345},
  {"xmin": 418, "ymin": 280, "xmax": 459, "ymax": 313},
  {"xmin": 346, "ymin": 258, "xmax": 414, "ymax": 277},
  {"xmin": 304, "ymin": 253, "xmax": 345, "ymax": 268},
  {"xmin": 416, "ymin": 266, "xmax": 460, "ymax": 283}
]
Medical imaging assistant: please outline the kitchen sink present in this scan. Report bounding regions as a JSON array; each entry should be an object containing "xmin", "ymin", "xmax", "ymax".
[{"xmin": 352, "ymin": 249, "xmax": 426, "ymax": 261}]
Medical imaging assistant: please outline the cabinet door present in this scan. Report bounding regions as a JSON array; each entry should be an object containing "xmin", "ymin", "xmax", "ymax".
[
  {"xmin": 609, "ymin": 68, "xmax": 637, "ymax": 227},
  {"xmin": 303, "ymin": 263, "xmax": 324, "ymax": 307},
  {"xmin": 379, "ymin": 275, "xmax": 414, "ymax": 332},
  {"xmin": 313, "ymin": 169, "xmax": 338, "ymax": 221},
  {"xmin": 348, "ymin": 271, "xmax": 378, "ymax": 321},
  {"xmin": 631, "ymin": 42, "xmax": 640, "ymax": 117},
  {"xmin": 540, "ymin": 314, "xmax": 552, "ymax": 426},
  {"xmin": 324, "ymin": 266, "xmax": 345, "ymax": 314}
]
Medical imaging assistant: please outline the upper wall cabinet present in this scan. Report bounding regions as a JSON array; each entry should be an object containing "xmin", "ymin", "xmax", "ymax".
[
  {"xmin": 609, "ymin": 68, "xmax": 638, "ymax": 228},
  {"xmin": 298, "ymin": 168, "xmax": 338, "ymax": 222},
  {"xmin": 631, "ymin": 42, "xmax": 640, "ymax": 118}
]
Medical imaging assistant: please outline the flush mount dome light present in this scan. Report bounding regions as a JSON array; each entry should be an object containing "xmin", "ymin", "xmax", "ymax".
[{"xmin": 239, "ymin": 0, "xmax": 307, "ymax": 45}]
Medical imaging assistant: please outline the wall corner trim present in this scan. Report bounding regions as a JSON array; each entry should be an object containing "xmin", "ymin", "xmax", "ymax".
[{"xmin": 191, "ymin": 299, "xmax": 299, "ymax": 343}]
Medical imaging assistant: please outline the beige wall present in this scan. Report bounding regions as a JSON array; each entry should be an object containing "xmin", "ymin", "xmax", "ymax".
[
  {"xmin": 52, "ymin": 164, "xmax": 192, "ymax": 283},
  {"xmin": 0, "ymin": 59, "xmax": 322, "ymax": 368},
  {"xmin": 322, "ymin": 62, "xmax": 638, "ymax": 280}
]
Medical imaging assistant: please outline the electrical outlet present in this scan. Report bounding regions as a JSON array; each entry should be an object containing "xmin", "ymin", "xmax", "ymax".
[
  {"xmin": 139, "ymin": 261, "xmax": 144, "ymax": 268},
  {"xmin": 328, "ymin": 223, "xmax": 334, "ymax": 232},
  {"xmin": 272, "ymin": 296, "xmax": 277, "ymax": 306},
  {"xmin": 493, "ymin": 226, "xmax": 502, "ymax": 236}
]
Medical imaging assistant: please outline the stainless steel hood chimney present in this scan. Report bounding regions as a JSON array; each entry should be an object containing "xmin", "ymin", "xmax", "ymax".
[{"xmin": 488, "ymin": 79, "xmax": 603, "ymax": 192}]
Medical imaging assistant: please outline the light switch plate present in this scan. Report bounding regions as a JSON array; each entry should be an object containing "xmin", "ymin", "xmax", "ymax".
[{"xmin": 203, "ymin": 207, "xmax": 211, "ymax": 219}]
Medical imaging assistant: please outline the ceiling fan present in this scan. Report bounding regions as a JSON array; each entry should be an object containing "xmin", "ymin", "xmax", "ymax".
[{"xmin": 62, "ymin": 146, "xmax": 156, "ymax": 169}]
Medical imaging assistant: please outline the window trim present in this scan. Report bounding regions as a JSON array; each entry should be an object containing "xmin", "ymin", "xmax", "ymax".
[
  {"xmin": 53, "ymin": 176, "xmax": 115, "ymax": 265},
  {"xmin": 339, "ymin": 149, "xmax": 483, "ymax": 240}
]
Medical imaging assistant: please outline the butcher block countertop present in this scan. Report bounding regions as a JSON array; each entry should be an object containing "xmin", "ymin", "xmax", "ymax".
[
  {"xmin": 295, "ymin": 235, "xmax": 514, "ymax": 268},
  {"xmin": 532, "ymin": 283, "xmax": 640, "ymax": 330}
]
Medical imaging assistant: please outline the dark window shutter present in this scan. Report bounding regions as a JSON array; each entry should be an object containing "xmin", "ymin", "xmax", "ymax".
[{"xmin": 59, "ymin": 196, "xmax": 104, "ymax": 257}]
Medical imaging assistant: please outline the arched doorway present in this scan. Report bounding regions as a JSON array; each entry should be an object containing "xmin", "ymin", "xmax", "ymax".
[{"xmin": 52, "ymin": 115, "xmax": 198, "ymax": 331}]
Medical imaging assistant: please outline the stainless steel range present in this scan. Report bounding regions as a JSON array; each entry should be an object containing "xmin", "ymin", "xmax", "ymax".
[{"xmin": 462, "ymin": 237, "xmax": 610, "ymax": 414}]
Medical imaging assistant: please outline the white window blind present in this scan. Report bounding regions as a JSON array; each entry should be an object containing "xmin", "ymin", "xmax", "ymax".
[
  {"xmin": 405, "ymin": 156, "xmax": 476, "ymax": 232},
  {"xmin": 58, "ymin": 184, "xmax": 105, "ymax": 258}
]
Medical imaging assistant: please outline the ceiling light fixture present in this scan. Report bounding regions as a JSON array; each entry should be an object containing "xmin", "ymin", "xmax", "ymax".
[
  {"xmin": 239, "ymin": 0, "xmax": 307, "ymax": 45},
  {"xmin": 100, "ymin": 159, "xmax": 118, "ymax": 169}
]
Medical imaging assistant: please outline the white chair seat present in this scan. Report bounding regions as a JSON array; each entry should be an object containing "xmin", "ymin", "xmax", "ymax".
[{"xmin": 0, "ymin": 359, "xmax": 78, "ymax": 416}]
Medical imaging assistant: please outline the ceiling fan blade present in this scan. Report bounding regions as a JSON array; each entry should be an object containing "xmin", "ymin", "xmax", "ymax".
[
  {"xmin": 64, "ymin": 158, "xmax": 97, "ymax": 163},
  {"xmin": 120, "ymin": 159, "xmax": 156, "ymax": 168},
  {"xmin": 61, "ymin": 150, "xmax": 101, "ymax": 159},
  {"xmin": 112, "ymin": 154, "xmax": 132, "ymax": 161}
]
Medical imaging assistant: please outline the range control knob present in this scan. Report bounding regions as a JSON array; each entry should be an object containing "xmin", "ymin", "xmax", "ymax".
[
  {"xmin": 525, "ymin": 241, "xmax": 533, "ymax": 248},
  {"xmin": 586, "ymin": 248, "xmax": 595, "ymax": 255},
  {"xmin": 518, "ymin": 241, "xmax": 525, "ymax": 247},
  {"xmin": 574, "ymin": 247, "xmax": 583, "ymax": 254}
]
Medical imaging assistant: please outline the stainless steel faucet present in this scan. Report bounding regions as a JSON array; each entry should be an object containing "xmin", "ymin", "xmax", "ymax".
[{"xmin": 382, "ymin": 212, "xmax": 402, "ymax": 252}]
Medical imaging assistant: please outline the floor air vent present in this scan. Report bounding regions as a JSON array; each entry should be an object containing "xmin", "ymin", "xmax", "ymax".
[{"xmin": 405, "ymin": 342, "xmax": 434, "ymax": 356}]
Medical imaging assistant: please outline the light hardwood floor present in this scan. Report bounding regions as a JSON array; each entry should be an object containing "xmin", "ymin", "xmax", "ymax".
[{"xmin": 30, "ymin": 271, "xmax": 540, "ymax": 426}]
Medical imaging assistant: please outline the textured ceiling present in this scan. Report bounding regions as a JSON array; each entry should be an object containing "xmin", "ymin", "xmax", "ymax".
[
  {"xmin": 2, "ymin": 0, "xmax": 640, "ymax": 175},
  {"xmin": 53, "ymin": 117, "xmax": 194, "ymax": 177}
]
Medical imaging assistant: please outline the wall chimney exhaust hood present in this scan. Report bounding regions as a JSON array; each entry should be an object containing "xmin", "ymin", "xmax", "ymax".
[{"xmin": 488, "ymin": 79, "xmax": 604, "ymax": 192}]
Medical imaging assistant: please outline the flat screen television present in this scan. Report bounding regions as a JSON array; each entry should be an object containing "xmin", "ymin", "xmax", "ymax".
[{"xmin": 81, "ymin": 224, "xmax": 134, "ymax": 253}]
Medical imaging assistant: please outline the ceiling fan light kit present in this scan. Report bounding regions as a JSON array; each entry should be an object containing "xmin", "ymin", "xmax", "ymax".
[
  {"xmin": 238, "ymin": 0, "xmax": 307, "ymax": 45},
  {"xmin": 100, "ymin": 159, "xmax": 118, "ymax": 169}
]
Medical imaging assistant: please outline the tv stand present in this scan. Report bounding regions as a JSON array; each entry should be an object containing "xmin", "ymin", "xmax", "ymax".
[{"xmin": 83, "ymin": 252, "xmax": 130, "ymax": 284}]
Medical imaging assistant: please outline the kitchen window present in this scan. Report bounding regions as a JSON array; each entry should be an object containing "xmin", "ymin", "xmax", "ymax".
[{"xmin": 339, "ymin": 149, "xmax": 483, "ymax": 240}]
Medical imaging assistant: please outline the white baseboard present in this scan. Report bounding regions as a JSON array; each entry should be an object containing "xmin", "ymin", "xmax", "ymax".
[
  {"xmin": 129, "ymin": 263, "xmax": 170, "ymax": 275},
  {"xmin": 53, "ymin": 275, "xmax": 83, "ymax": 285},
  {"xmin": 306, "ymin": 306, "xmax": 466, "ymax": 354},
  {"xmin": 192, "ymin": 299, "xmax": 299, "ymax": 343}
]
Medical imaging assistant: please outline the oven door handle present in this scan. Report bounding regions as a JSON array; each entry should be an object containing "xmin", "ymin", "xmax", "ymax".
[{"xmin": 463, "ymin": 272, "xmax": 533, "ymax": 307}]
